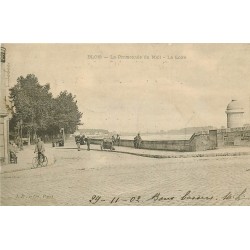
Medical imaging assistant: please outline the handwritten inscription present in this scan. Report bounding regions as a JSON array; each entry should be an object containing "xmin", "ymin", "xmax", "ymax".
[
  {"xmin": 89, "ymin": 189, "xmax": 249, "ymax": 205},
  {"xmin": 222, "ymin": 188, "xmax": 247, "ymax": 201}
]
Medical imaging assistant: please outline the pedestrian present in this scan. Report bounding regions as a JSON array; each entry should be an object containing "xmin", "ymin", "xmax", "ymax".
[
  {"xmin": 9, "ymin": 142, "xmax": 17, "ymax": 163},
  {"xmin": 80, "ymin": 134, "xmax": 85, "ymax": 145},
  {"xmin": 112, "ymin": 135, "xmax": 116, "ymax": 144},
  {"xmin": 75, "ymin": 135, "xmax": 81, "ymax": 151},
  {"xmin": 16, "ymin": 136, "xmax": 20, "ymax": 149},
  {"xmin": 116, "ymin": 134, "xmax": 120, "ymax": 146},
  {"xmin": 85, "ymin": 137, "xmax": 91, "ymax": 151},
  {"xmin": 134, "ymin": 135, "xmax": 137, "ymax": 148},
  {"xmin": 137, "ymin": 133, "xmax": 142, "ymax": 149}
]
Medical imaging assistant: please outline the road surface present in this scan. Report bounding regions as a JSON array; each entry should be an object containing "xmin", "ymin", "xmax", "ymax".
[{"xmin": 1, "ymin": 142, "xmax": 250, "ymax": 205}]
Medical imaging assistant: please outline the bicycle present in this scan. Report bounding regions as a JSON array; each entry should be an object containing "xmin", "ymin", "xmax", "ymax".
[{"xmin": 32, "ymin": 152, "xmax": 48, "ymax": 168}]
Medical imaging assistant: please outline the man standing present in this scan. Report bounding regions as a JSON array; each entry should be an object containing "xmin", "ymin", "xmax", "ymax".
[
  {"xmin": 34, "ymin": 138, "xmax": 45, "ymax": 161},
  {"xmin": 112, "ymin": 135, "xmax": 116, "ymax": 144},
  {"xmin": 134, "ymin": 135, "xmax": 137, "ymax": 148},
  {"xmin": 137, "ymin": 133, "xmax": 142, "ymax": 149},
  {"xmin": 75, "ymin": 135, "xmax": 81, "ymax": 151},
  {"xmin": 85, "ymin": 137, "xmax": 91, "ymax": 151},
  {"xmin": 116, "ymin": 134, "xmax": 120, "ymax": 146},
  {"xmin": 9, "ymin": 142, "xmax": 17, "ymax": 163}
]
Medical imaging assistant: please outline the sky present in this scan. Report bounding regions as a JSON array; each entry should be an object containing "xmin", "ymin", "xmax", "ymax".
[{"xmin": 3, "ymin": 43, "xmax": 250, "ymax": 133}]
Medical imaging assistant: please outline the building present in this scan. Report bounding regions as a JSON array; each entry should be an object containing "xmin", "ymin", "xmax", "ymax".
[
  {"xmin": 225, "ymin": 99, "xmax": 244, "ymax": 128},
  {"xmin": 0, "ymin": 46, "xmax": 10, "ymax": 164}
]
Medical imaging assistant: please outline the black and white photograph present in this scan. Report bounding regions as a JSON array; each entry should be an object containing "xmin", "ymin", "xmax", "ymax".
[
  {"xmin": 1, "ymin": 1, "xmax": 250, "ymax": 249},
  {"xmin": 1, "ymin": 43, "xmax": 250, "ymax": 206}
]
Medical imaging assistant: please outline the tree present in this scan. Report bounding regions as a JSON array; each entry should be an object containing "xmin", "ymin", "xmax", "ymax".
[
  {"xmin": 9, "ymin": 74, "xmax": 83, "ymax": 142},
  {"xmin": 9, "ymin": 74, "xmax": 53, "ymax": 140},
  {"xmin": 51, "ymin": 91, "xmax": 83, "ymax": 134}
]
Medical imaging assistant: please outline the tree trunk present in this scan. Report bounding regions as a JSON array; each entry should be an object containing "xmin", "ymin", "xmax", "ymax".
[{"xmin": 27, "ymin": 130, "xmax": 30, "ymax": 145}]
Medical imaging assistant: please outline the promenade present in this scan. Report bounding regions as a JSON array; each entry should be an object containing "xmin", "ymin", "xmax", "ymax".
[
  {"xmin": 1, "ymin": 144, "xmax": 55, "ymax": 174},
  {"xmin": 1, "ymin": 141, "xmax": 250, "ymax": 206}
]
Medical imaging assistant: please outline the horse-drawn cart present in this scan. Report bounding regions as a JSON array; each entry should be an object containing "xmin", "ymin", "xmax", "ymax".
[{"xmin": 100, "ymin": 139, "xmax": 115, "ymax": 151}]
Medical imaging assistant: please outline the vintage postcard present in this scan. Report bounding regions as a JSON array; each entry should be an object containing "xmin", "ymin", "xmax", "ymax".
[{"xmin": 1, "ymin": 43, "xmax": 250, "ymax": 205}]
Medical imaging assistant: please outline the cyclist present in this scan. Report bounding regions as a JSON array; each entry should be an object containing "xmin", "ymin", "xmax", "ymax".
[{"xmin": 34, "ymin": 137, "xmax": 45, "ymax": 161}]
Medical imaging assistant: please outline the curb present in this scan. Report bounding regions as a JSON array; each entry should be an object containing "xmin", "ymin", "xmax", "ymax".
[
  {"xmin": 100, "ymin": 149, "xmax": 250, "ymax": 159},
  {"xmin": 55, "ymin": 146, "xmax": 250, "ymax": 159}
]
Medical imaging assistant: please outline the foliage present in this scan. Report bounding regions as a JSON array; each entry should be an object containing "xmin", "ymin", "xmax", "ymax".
[
  {"xmin": 9, "ymin": 74, "xmax": 83, "ymax": 139},
  {"xmin": 51, "ymin": 91, "xmax": 83, "ymax": 134}
]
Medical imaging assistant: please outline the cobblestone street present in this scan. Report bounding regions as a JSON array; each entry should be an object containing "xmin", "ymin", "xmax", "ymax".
[{"xmin": 1, "ymin": 142, "xmax": 250, "ymax": 206}]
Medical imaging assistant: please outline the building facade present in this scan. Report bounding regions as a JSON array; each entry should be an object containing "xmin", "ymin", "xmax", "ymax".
[{"xmin": 0, "ymin": 46, "xmax": 10, "ymax": 164}]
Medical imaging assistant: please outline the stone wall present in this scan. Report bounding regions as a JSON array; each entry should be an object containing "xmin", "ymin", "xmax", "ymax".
[
  {"xmin": 89, "ymin": 127, "xmax": 250, "ymax": 152},
  {"xmin": 190, "ymin": 127, "xmax": 250, "ymax": 151},
  {"xmin": 90, "ymin": 138, "xmax": 190, "ymax": 152},
  {"xmin": 123, "ymin": 139, "xmax": 190, "ymax": 152},
  {"xmin": 216, "ymin": 127, "xmax": 250, "ymax": 147},
  {"xmin": 189, "ymin": 132, "xmax": 215, "ymax": 152}
]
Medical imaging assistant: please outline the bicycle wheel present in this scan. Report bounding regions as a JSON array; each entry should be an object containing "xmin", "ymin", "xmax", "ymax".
[
  {"xmin": 41, "ymin": 156, "xmax": 48, "ymax": 167},
  {"xmin": 32, "ymin": 157, "xmax": 39, "ymax": 168}
]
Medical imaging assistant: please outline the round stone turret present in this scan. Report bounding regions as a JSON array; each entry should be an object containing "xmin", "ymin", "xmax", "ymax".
[{"xmin": 225, "ymin": 100, "xmax": 244, "ymax": 128}]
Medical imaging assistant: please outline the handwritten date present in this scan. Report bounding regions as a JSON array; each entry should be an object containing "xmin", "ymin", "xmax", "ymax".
[
  {"xmin": 89, "ymin": 188, "xmax": 249, "ymax": 205},
  {"xmin": 89, "ymin": 195, "xmax": 141, "ymax": 204}
]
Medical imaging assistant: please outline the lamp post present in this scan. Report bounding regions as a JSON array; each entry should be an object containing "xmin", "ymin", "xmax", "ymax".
[
  {"xmin": 17, "ymin": 119, "xmax": 23, "ymax": 150},
  {"xmin": 20, "ymin": 119, "xmax": 23, "ymax": 150}
]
